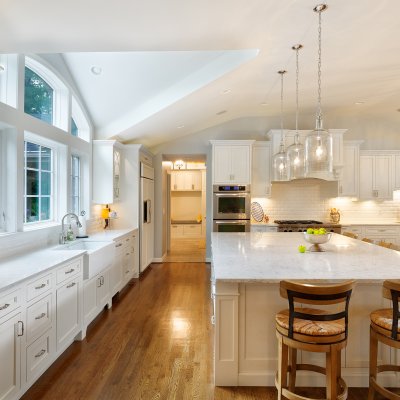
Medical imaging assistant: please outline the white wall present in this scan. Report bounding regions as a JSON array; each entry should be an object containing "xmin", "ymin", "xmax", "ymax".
[{"xmin": 171, "ymin": 192, "xmax": 202, "ymax": 221}]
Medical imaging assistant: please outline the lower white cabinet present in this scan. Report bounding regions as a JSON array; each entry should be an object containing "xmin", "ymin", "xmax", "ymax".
[
  {"xmin": 342, "ymin": 225, "xmax": 400, "ymax": 245},
  {"xmin": 171, "ymin": 223, "xmax": 202, "ymax": 238},
  {"xmin": 250, "ymin": 225, "xmax": 278, "ymax": 233},
  {"xmin": 83, "ymin": 269, "xmax": 110, "ymax": 328},
  {"xmin": 56, "ymin": 275, "xmax": 81, "ymax": 353},
  {"xmin": 0, "ymin": 311, "xmax": 23, "ymax": 400}
]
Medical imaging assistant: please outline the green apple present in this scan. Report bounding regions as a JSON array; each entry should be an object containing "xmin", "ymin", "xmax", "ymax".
[
  {"xmin": 298, "ymin": 245, "xmax": 306, "ymax": 253},
  {"xmin": 306, "ymin": 228, "xmax": 314, "ymax": 234}
]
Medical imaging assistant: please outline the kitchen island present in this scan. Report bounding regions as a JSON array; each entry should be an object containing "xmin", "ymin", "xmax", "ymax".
[{"xmin": 211, "ymin": 232, "xmax": 400, "ymax": 388}]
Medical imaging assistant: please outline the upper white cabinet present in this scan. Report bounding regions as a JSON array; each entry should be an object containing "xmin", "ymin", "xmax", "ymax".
[
  {"xmin": 359, "ymin": 151, "xmax": 393, "ymax": 200},
  {"xmin": 267, "ymin": 129, "xmax": 346, "ymax": 180},
  {"xmin": 338, "ymin": 141, "xmax": 362, "ymax": 197},
  {"xmin": 251, "ymin": 142, "xmax": 271, "ymax": 197},
  {"xmin": 93, "ymin": 140, "xmax": 123, "ymax": 204},
  {"xmin": 171, "ymin": 170, "xmax": 202, "ymax": 191},
  {"xmin": 211, "ymin": 140, "xmax": 254, "ymax": 184}
]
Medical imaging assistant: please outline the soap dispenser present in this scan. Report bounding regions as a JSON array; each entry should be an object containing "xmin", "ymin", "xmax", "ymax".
[{"xmin": 66, "ymin": 224, "xmax": 75, "ymax": 241}]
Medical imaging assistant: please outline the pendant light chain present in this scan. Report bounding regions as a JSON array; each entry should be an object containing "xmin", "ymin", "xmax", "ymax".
[
  {"xmin": 317, "ymin": 8, "xmax": 322, "ymax": 119},
  {"xmin": 278, "ymin": 70, "xmax": 286, "ymax": 144},
  {"xmin": 295, "ymin": 47, "xmax": 299, "ymax": 133}
]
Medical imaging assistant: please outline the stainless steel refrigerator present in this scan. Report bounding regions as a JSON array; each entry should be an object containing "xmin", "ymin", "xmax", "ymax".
[{"xmin": 140, "ymin": 163, "xmax": 154, "ymax": 272}]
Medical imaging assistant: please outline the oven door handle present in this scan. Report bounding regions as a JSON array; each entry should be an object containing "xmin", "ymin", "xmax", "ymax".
[
  {"xmin": 215, "ymin": 220, "xmax": 248, "ymax": 225},
  {"xmin": 214, "ymin": 193, "xmax": 249, "ymax": 197}
]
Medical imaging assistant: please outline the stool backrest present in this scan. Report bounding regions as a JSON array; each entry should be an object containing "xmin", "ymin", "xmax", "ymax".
[
  {"xmin": 361, "ymin": 238, "xmax": 374, "ymax": 244},
  {"xmin": 342, "ymin": 232, "xmax": 358, "ymax": 239},
  {"xmin": 378, "ymin": 241, "xmax": 392, "ymax": 249},
  {"xmin": 382, "ymin": 280, "xmax": 400, "ymax": 340},
  {"xmin": 280, "ymin": 280, "xmax": 355, "ymax": 340}
]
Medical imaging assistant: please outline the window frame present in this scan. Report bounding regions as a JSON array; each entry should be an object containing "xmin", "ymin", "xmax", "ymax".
[
  {"xmin": 71, "ymin": 96, "xmax": 90, "ymax": 141},
  {"xmin": 71, "ymin": 154, "xmax": 81, "ymax": 215}
]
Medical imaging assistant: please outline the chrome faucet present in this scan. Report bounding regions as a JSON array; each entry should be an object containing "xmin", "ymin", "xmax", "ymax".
[{"xmin": 60, "ymin": 213, "xmax": 82, "ymax": 244}]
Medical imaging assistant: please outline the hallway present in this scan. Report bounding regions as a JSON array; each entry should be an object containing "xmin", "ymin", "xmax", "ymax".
[{"xmin": 23, "ymin": 263, "xmax": 373, "ymax": 399}]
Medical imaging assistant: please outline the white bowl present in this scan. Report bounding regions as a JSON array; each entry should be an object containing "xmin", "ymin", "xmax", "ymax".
[{"xmin": 303, "ymin": 232, "xmax": 332, "ymax": 244}]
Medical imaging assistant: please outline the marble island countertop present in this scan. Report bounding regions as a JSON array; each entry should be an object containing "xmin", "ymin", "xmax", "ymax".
[{"xmin": 211, "ymin": 232, "xmax": 400, "ymax": 283}]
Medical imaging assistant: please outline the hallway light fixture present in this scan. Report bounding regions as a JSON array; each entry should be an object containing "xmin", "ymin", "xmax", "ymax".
[
  {"xmin": 287, "ymin": 44, "xmax": 304, "ymax": 180},
  {"xmin": 174, "ymin": 159, "xmax": 185, "ymax": 170},
  {"xmin": 304, "ymin": 4, "xmax": 333, "ymax": 179},
  {"xmin": 272, "ymin": 70, "xmax": 288, "ymax": 181}
]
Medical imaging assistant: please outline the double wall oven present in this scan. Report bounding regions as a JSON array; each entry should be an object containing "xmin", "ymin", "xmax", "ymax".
[{"xmin": 213, "ymin": 185, "xmax": 251, "ymax": 232}]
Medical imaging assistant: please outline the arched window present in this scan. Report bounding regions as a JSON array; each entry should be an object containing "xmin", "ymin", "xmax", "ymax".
[{"xmin": 24, "ymin": 67, "xmax": 54, "ymax": 124}]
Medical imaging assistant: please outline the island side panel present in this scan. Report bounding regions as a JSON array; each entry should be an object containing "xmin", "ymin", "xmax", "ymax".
[{"xmin": 214, "ymin": 282, "xmax": 239, "ymax": 386}]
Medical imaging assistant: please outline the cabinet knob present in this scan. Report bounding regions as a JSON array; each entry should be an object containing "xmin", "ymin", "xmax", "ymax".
[{"xmin": 35, "ymin": 312, "xmax": 46, "ymax": 320}]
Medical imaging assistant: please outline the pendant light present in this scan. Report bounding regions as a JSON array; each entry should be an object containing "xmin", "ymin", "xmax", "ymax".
[
  {"xmin": 287, "ymin": 44, "xmax": 304, "ymax": 180},
  {"xmin": 304, "ymin": 4, "xmax": 333, "ymax": 179},
  {"xmin": 272, "ymin": 70, "xmax": 288, "ymax": 181}
]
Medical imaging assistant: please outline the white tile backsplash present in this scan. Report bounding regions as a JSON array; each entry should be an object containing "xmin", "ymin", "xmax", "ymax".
[{"xmin": 252, "ymin": 180, "xmax": 400, "ymax": 223}]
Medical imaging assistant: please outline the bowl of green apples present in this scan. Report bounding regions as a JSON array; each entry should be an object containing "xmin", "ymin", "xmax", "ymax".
[{"xmin": 303, "ymin": 227, "xmax": 332, "ymax": 252}]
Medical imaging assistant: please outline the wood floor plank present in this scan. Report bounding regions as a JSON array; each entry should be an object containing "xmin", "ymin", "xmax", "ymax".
[{"xmin": 22, "ymin": 262, "xmax": 377, "ymax": 399}]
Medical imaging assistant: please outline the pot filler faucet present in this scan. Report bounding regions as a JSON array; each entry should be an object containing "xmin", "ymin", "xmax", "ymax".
[{"xmin": 60, "ymin": 213, "xmax": 82, "ymax": 244}]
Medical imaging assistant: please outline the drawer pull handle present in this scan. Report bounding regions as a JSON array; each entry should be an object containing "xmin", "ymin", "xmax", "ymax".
[
  {"xmin": 126, "ymin": 238, "xmax": 130, "ymax": 242},
  {"xmin": 126, "ymin": 253, "xmax": 130, "ymax": 256},
  {"xmin": 35, "ymin": 283, "xmax": 46, "ymax": 290},
  {"xmin": 115, "ymin": 243, "xmax": 122, "ymax": 248},
  {"xmin": 66, "ymin": 282, "xmax": 76, "ymax": 289},
  {"xmin": 65, "ymin": 268, "xmax": 75, "ymax": 274},
  {"xmin": 17, "ymin": 321, "xmax": 24, "ymax": 337},
  {"xmin": 125, "ymin": 270, "xmax": 129, "ymax": 274},
  {"xmin": 35, "ymin": 313, "xmax": 46, "ymax": 320},
  {"xmin": 0, "ymin": 303, "xmax": 10, "ymax": 311},
  {"xmin": 35, "ymin": 349, "xmax": 46, "ymax": 358}
]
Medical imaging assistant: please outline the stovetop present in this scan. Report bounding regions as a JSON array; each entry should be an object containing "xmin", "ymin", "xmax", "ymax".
[{"xmin": 274, "ymin": 220, "xmax": 323, "ymax": 225}]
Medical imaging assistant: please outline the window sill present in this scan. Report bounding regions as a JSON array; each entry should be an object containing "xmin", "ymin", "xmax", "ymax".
[{"xmin": 23, "ymin": 221, "xmax": 60, "ymax": 232}]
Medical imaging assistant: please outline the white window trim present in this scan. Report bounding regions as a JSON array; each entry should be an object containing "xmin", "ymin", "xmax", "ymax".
[
  {"xmin": 0, "ymin": 54, "xmax": 18, "ymax": 108},
  {"xmin": 71, "ymin": 96, "xmax": 90, "ymax": 142},
  {"xmin": 25, "ymin": 57, "xmax": 69, "ymax": 131},
  {"xmin": 71, "ymin": 154, "xmax": 81, "ymax": 215}
]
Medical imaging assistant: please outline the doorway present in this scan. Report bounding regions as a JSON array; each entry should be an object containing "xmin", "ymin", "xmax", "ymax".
[{"xmin": 164, "ymin": 156, "xmax": 206, "ymax": 263}]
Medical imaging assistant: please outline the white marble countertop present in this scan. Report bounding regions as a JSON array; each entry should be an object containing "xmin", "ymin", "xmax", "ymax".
[
  {"xmin": 0, "ymin": 227, "xmax": 138, "ymax": 292},
  {"xmin": 211, "ymin": 232, "xmax": 400, "ymax": 283}
]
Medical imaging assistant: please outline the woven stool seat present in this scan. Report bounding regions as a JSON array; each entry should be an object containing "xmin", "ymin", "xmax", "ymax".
[
  {"xmin": 276, "ymin": 308, "xmax": 345, "ymax": 337},
  {"xmin": 370, "ymin": 308, "xmax": 400, "ymax": 333}
]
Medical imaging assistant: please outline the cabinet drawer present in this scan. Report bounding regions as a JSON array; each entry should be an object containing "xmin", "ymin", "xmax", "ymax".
[
  {"xmin": 365, "ymin": 226, "xmax": 399, "ymax": 236},
  {"xmin": 26, "ymin": 294, "xmax": 52, "ymax": 344},
  {"xmin": 183, "ymin": 224, "xmax": 201, "ymax": 236},
  {"xmin": 342, "ymin": 226, "xmax": 363, "ymax": 235},
  {"xmin": 114, "ymin": 240, "xmax": 125, "ymax": 256},
  {"xmin": 27, "ymin": 273, "xmax": 53, "ymax": 302},
  {"xmin": 171, "ymin": 224, "xmax": 184, "ymax": 237},
  {"xmin": 56, "ymin": 259, "xmax": 81, "ymax": 285},
  {"xmin": 26, "ymin": 330, "xmax": 53, "ymax": 383},
  {"xmin": 0, "ymin": 288, "xmax": 22, "ymax": 320}
]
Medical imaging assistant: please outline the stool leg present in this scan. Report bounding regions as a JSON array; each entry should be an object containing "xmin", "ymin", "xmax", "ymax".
[
  {"xmin": 288, "ymin": 348, "xmax": 297, "ymax": 392},
  {"xmin": 326, "ymin": 345, "xmax": 338, "ymax": 400},
  {"xmin": 368, "ymin": 326, "xmax": 378, "ymax": 400},
  {"xmin": 277, "ymin": 336, "xmax": 288, "ymax": 399}
]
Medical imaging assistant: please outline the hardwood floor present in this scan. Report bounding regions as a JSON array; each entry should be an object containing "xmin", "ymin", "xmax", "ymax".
[
  {"xmin": 23, "ymin": 263, "xmax": 376, "ymax": 399},
  {"xmin": 163, "ymin": 238, "xmax": 206, "ymax": 262}
]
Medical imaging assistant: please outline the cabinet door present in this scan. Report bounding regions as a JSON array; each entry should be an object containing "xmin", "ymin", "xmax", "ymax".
[
  {"xmin": 213, "ymin": 145, "xmax": 232, "ymax": 183},
  {"xmin": 110, "ymin": 253, "xmax": 123, "ymax": 296},
  {"xmin": 375, "ymin": 155, "xmax": 392, "ymax": 199},
  {"xmin": 171, "ymin": 171, "xmax": 186, "ymax": 191},
  {"xmin": 97, "ymin": 270, "xmax": 109, "ymax": 308},
  {"xmin": 231, "ymin": 146, "xmax": 250, "ymax": 183},
  {"xmin": 395, "ymin": 155, "xmax": 400, "ymax": 191},
  {"xmin": 56, "ymin": 279, "xmax": 80, "ymax": 351},
  {"xmin": 359, "ymin": 155, "xmax": 374, "ymax": 199},
  {"xmin": 0, "ymin": 313, "xmax": 22, "ymax": 400},
  {"xmin": 83, "ymin": 277, "xmax": 98, "ymax": 325},
  {"xmin": 252, "ymin": 144, "xmax": 271, "ymax": 197},
  {"xmin": 187, "ymin": 171, "xmax": 202, "ymax": 191},
  {"xmin": 339, "ymin": 145, "xmax": 358, "ymax": 197},
  {"xmin": 113, "ymin": 149, "xmax": 121, "ymax": 201}
]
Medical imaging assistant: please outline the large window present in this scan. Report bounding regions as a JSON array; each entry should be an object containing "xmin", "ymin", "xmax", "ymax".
[
  {"xmin": 24, "ymin": 141, "xmax": 53, "ymax": 223},
  {"xmin": 71, "ymin": 118, "xmax": 78, "ymax": 137},
  {"xmin": 71, "ymin": 155, "xmax": 80, "ymax": 215},
  {"xmin": 24, "ymin": 67, "xmax": 54, "ymax": 124}
]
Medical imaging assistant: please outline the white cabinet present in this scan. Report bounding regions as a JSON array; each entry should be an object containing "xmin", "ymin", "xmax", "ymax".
[
  {"xmin": 83, "ymin": 269, "xmax": 110, "ymax": 328},
  {"xmin": 359, "ymin": 152, "xmax": 392, "ymax": 200},
  {"xmin": 170, "ymin": 170, "xmax": 202, "ymax": 191},
  {"xmin": 110, "ymin": 242, "xmax": 123, "ymax": 297},
  {"xmin": 93, "ymin": 140, "xmax": 123, "ymax": 204},
  {"xmin": 338, "ymin": 141, "xmax": 362, "ymax": 197},
  {"xmin": 0, "ymin": 312, "xmax": 23, "ymax": 400},
  {"xmin": 211, "ymin": 140, "xmax": 254, "ymax": 184},
  {"xmin": 251, "ymin": 142, "xmax": 271, "ymax": 197},
  {"xmin": 55, "ymin": 260, "xmax": 82, "ymax": 353},
  {"xmin": 395, "ymin": 154, "xmax": 400, "ymax": 191},
  {"xmin": 250, "ymin": 225, "xmax": 277, "ymax": 233},
  {"xmin": 364, "ymin": 226, "xmax": 400, "ymax": 246},
  {"xmin": 171, "ymin": 223, "xmax": 202, "ymax": 238}
]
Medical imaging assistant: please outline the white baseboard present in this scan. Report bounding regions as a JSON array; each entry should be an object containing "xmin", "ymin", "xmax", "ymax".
[{"xmin": 206, "ymin": 257, "xmax": 211, "ymax": 263}]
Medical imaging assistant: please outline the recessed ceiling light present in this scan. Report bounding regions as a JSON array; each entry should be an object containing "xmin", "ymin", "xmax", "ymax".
[
  {"xmin": 90, "ymin": 66, "xmax": 102, "ymax": 75},
  {"xmin": 0, "ymin": 65, "xmax": 5, "ymax": 72},
  {"xmin": 355, "ymin": 101, "xmax": 365, "ymax": 105},
  {"xmin": 221, "ymin": 89, "xmax": 231, "ymax": 95},
  {"xmin": 260, "ymin": 102, "xmax": 269, "ymax": 106},
  {"xmin": 216, "ymin": 110, "xmax": 227, "ymax": 115},
  {"xmin": 177, "ymin": 125, "xmax": 185, "ymax": 129}
]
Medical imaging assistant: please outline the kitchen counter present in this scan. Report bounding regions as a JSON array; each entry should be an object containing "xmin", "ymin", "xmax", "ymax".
[
  {"xmin": 212, "ymin": 232, "xmax": 400, "ymax": 388},
  {"xmin": 211, "ymin": 232, "xmax": 400, "ymax": 283},
  {"xmin": 86, "ymin": 227, "xmax": 138, "ymax": 241}
]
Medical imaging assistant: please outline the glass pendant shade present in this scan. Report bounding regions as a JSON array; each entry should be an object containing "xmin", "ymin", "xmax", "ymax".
[
  {"xmin": 273, "ymin": 143, "xmax": 288, "ymax": 181},
  {"xmin": 304, "ymin": 121, "xmax": 333, "ymax": 178},
  {"xmin": 287, "ymin": 135, "xmax": 304, "ymax": 179}
]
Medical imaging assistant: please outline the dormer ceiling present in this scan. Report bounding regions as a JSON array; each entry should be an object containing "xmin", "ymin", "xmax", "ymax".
[{"xmin": 1, "ymin": 0, "xmax": 399, "ymax": 147}]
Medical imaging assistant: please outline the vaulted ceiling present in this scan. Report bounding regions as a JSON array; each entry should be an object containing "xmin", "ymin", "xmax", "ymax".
[{"xmin": 1, "ymin": 0, "xmax": 399, "ymax": 146}]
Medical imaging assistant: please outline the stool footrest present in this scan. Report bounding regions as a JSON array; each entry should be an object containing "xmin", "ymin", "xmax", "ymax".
[
  {"xmin": 370, "ymin": 377, "xmax": 400, "ymax": 400},
  {"xmin": 296, "ymin": 363, "xmax": 326, "ymax": 375},
  {"xmin": 376, "ymin": 364, "xmax": 400, "ymax": 373}
]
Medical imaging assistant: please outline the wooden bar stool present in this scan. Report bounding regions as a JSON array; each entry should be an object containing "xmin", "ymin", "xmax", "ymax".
[
  {"xmin": 342, "ymin": 232, "xmax": 358, "ymax": 239},
  {"xmin": 368, "ymin": 280, "xmax": 400, "ymax": 400},
  {"xmin": 362, "ymin": 238, "xmax": 374, "ymax": 244},
  {"xmin": 275, "ymin": 280, "xmax": 356, "ymax": 400}
]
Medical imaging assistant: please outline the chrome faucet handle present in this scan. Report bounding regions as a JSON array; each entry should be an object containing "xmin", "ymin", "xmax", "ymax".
[{"xmin": 59, "ymin": 232, "xmax": 66, "ymax": 244}]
